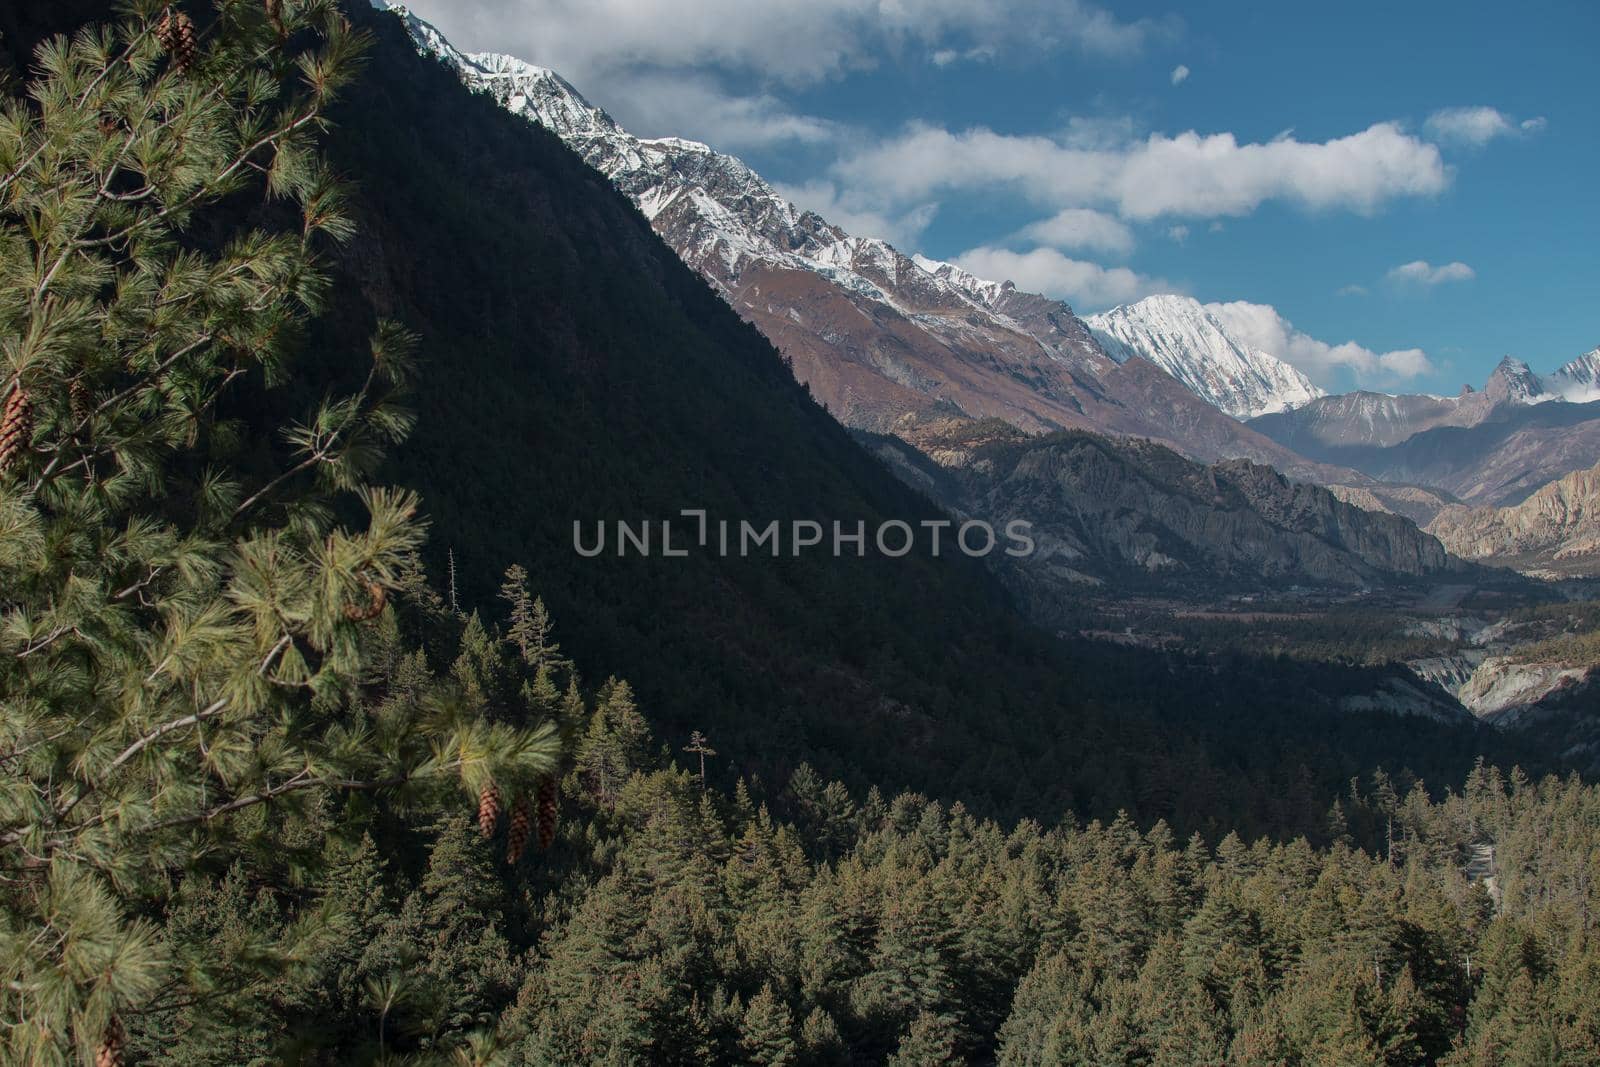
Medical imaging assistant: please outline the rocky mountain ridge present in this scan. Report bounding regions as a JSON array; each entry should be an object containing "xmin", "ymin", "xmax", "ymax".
[
  {"xmin": 1427, "ymin": 460, "xmax": 1600, "ymax": 572},
  {"xmin": 1253, "ymin": 353, "xmax": 1600, "ymax": 453},
  {"xmin": 380, "ymin": 2, "xmax": 1366, "ymax": 485},
  {"xmin": 866, "ymin": 418, "xmax": 1457, "ymax": 604},
  {"xmin": 1250, "ymin": 355, "xmax": 1600, "ymax": 513}
]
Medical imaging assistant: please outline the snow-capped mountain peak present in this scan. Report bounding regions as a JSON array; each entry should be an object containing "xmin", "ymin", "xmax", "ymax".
[
  {"xmin": 1548, "ymin": 348, "xmax": 1600, "ymax": 403},
  {"xmin": 1484, "ymin": 355, "xmax": 1553, "ymax": 405},
  {"xmin": 378, "ymin": 5, "xmax": 1097, "ymax": 335},
  {"xmin": 374, "ymin": 2, "xmax": 1340, "ymax": 453},
  {"xmin": 1086, "ymin": 295, "xmax": 1324, "ymax": 419}
]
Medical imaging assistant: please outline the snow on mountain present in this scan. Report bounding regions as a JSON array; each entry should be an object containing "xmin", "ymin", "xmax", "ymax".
[
  {"xmin": 380, "ymin": 5, "xmax": 938, "ymax": 310},
  {"xmin": 1483, "ymin": 356, "xmax": 1555, "ymax": 405},
  {"xmin": 378, "ymin": 5, "xmax": 1352, "ymax": 426},
  {"xmin": 1086, "ymin": 295, "xmax": 1324, "ymax": 419},
  {"xmin": 1549, "ymin": 349, "xmax": 1600, "ymax": 403}
]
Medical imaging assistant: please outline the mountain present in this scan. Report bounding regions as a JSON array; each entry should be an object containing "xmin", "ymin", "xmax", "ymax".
[
  {"xmin": 1254, "ymin": 353, "xmax": 1600, "ymax": 453},
  {"xmin": 5, "ymin": 7, "xmax": 1596, "ymax": 1063},
  {"xmin": 1427, "ymin": 460, "xmax": 1600, "ymax": 572},
  {"xmin": 1549, "ymin": 348, "xmax": 1600, "ymax": 402},
  {"xmin": 867, "ymin": 419, "xmax": 1456, "ymax": 605},
  {"xmin": 1263, "ymin": 396, "xmax": 1600, "ymax": 509},
  {"xmin": 1251, "ymin": 354, "xmax": 1600, "ymax": 510},
  {"xmin": 1251, "ymin": 390, "xmax": 1476, "ymax": 451},
  {"xmin": 380, "ymin": 5, "xmax": 1366, "ymax": 485},
  {"xmin": 1086, "ymin": 295, "xmax": 1324, "ymax": 419},
  {"xmin": 183, "ymin": 0, "xmax": 1535, "ymax": 833}
]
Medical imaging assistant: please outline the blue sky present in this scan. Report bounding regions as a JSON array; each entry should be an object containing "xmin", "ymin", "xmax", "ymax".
[{"xmin": 400, "ymin": 0, "xmax": 1598, "ymax": 394}]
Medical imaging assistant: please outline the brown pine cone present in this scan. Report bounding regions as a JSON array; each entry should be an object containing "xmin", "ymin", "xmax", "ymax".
[
  {"xmin": 477, "ymin": 783, "xmax": 502, "ymax": 839},
  {"xmin": 69, "ymin": 378, "xmax": 91, "ymax": 423},
  {"xmin": 0, "ymin": 385, "xmax": 32, "ymax": 474},
  {"xmin": 506, "ymin": 796, "xmax": 533, "ymax": 864},
  {"xmin": 342, "ymin": 580, "xmax": 387, "ymax": 622},
  {"xmin": 157, "ymin": 11, "xmax": 198, "ymax": 73},
  {"xmin": 96, "ymin": 1015, "xmax": 125, "ymax": 1067},
  {"xmin": 536, "ymin": 777, "xmax": 559, "ymax": 849}
]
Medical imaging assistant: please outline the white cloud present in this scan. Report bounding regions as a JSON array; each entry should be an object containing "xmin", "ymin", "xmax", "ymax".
[
  {"xmin": 1015, "ymin": 208, "xmax": 1135, "ymax": 254},
  {"xmin": 1336, "ymin": 284, "xmax": 1368, "ymax": 297},
  {"xmin": 775, "ymin": 180, "xmax": 938, "ymax": 249},
  {"xmin": 1170, "ymin": 64, "xmax": 1190, "ymax": 85},
  {"xmin": 1386, "ymin": 259, "xmax": 1475, "ymax": 286},
  {"xmin": 1166, "ymin": 224, "xmax": 1189, "ymax": 243},
  {"xmin": 1425, "ymin": 106, "xmax": 1547, "ymax": 147},
  {"xmin": 929, "ymin": 45, "xmax": 997, "ymax": 66},
  {"xmin": 605, "ymin": 72, "xmax": 838, "ymax": 148},
  {"xmin": 831, "ymin": 120, "xmax": 1449, "ymax": 221},
  {"xmin": 1205, "ymin": 300, "xmax": 1433, "ymax": 385},
  {"xmin": 398, "ymin": 0, "xmax": 1169, "ymax": 89},
  {"xmin": 952, "ymin": 246, "xmax": 1171, "ymax": 310}
]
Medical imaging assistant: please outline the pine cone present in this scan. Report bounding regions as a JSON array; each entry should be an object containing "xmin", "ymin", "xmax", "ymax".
[
  {"xmin": 506, "ymin": 796, "xmax": 533, "ymax": 864},
  {"xmin": 265, "ymin": 0, "xmax": 285, "ymax": 35},
  {"xmin": 96, "ymin": 1015, "xmax": 125, "ymax": 1067},
  {"xmin": 477, "ymin": 783, "xmax": 502, "ymax": 839},
  {"xmin": 157, "ymin": 11, "xmax": 198, "ymax": 73},
  {"xmin": 536, "ymin": 777, "xmax": 559, "ymax": 849},
  {"xmin": 0, "ymin": 385, "xmax": 32, "ymax": 475},
  {"xmin": 69, "ymin": 378, "xmax": 91, "ymax": 423},
  {"xmin": 343, "ymin": 580, "xmax": 387, "ymax": 622}
]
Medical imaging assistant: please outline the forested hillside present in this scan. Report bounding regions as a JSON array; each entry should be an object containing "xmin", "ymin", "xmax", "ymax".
[{"xmin": 129, "ymin": 588, "xmax": 1600, "ymax": 1064}]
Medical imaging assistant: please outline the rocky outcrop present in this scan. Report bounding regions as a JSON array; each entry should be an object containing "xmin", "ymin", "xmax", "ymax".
[
  {"xmin": 1339, "ymin": 677, "xmax": 1475, "ymax": 724},
  {"xmin": 1407, "ymin": 652, "xmax": 1489, "ymax": 693},
  {"xmin": 1327, "ymin": 483, "xmax": 1457, "ymax": 527},
  {"xmin": 1427, "ymin": 460, "xmax": 1600, "ymax": 569},
  {"xmin": 1457, "ymin": 658, "xmax": 1592, "ymax": 722},
  {"xmin": 870, "ymin": 421, "xmax": 1457, "ymax": 598}
]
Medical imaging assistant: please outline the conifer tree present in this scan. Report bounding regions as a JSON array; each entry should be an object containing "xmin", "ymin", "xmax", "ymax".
[
  {"xmin": 740, "ymin": 983, "xmax": 799, "ymax": 1067},
  {"xmin": 888, "ymin": 1010, "xmax": 962, "ymax": 1066},
  {"xmin": 0, "ymin": 4, "xmax": 558, "ymax": 1057}
]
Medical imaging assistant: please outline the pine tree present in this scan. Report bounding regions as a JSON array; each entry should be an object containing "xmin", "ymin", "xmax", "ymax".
[
  {"xmin": 798, "ymin": 1006, "xmax": 846, "ymax": 1064},
  {"xmin": 888, "ymin": 1011, "xmax": 962, "ymax": 1066},
  {"xmin": 684, "ymin": 730, "xmax": 717, "ymax": 791},
  {"xmin": 0, "ymin": 5, "xmax": 559, "ymax": 1056},
  {"xmin": 741, "ymin": 983, "xmax": 799, "ymax": 1066},
  {"xmin": 362, "ymin": 816, "xmax": 521, "ymax": 1049},
  {"xmin": 500, "ymin": 563, "xmax": 567, "ymax": 674}
]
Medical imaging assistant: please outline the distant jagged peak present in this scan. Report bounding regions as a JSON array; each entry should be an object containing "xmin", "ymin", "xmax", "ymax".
[
  {"xmin": 1485, "ymin": 354, "xmax": 1550, "ymax": 404},
  {"xmin": 1478, "ymin": 350, "xmax": 1600, "ymax": 406},
  {"xmin": 1548, "ymin": 347, "xmax": 1600, "ymax": 402}
]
